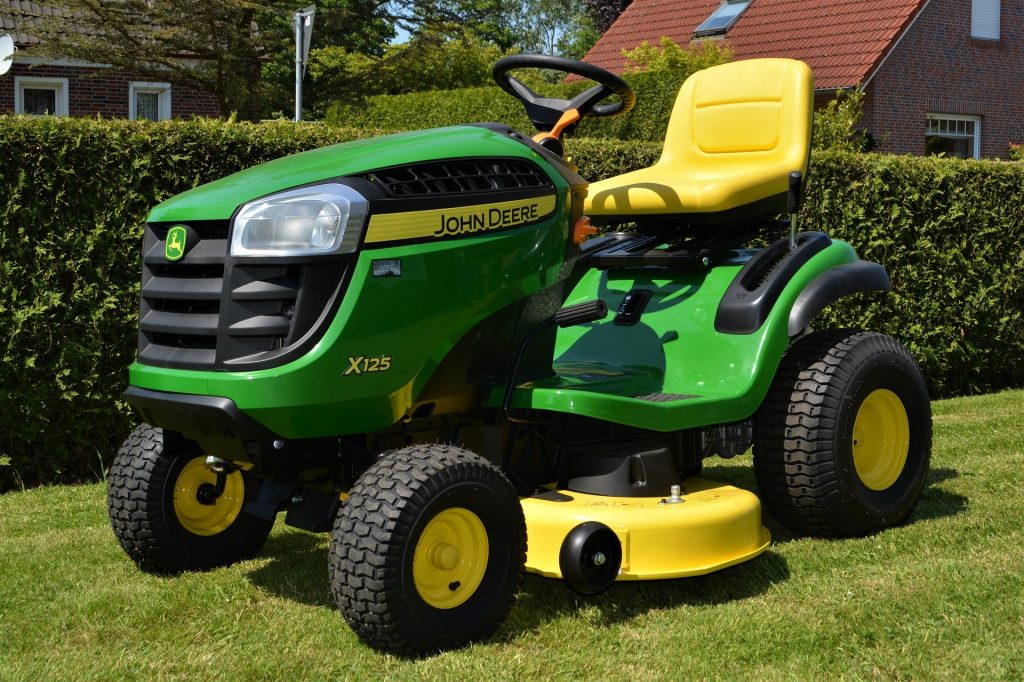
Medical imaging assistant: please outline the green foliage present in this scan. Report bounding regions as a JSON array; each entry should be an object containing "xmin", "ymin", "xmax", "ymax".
[
  {"xmin": 1009, "ymin": 142, "xmax": 1023, "ymax": 161},
  {"xmin": 326, "ymin": 37, "xmax": 730, "ymax": 140},
  {"xmin": 313, "ymin": 31, "xmax": 509, "ymax": 116},
  {"xmin": 2, "ymin": 117, "xmax": 1023, "ymax": 489},
  {"xmin": 622, "ymin": 36, "xmax": 733, "ymax": 74},
  {"xmin": 0, "ymin": 116, "xmax": 386, "ymax": 490},
  {"xmin": 805, "ymin": 150, "xmax": 1024, "ymax": 397},
  {"xmin": 813, "ymin": 89, "xmax": 871, "ymax": 152}
]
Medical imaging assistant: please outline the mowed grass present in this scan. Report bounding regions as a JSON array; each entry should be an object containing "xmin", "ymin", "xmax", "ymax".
[{"xmin": 1, "ymin": 391, "xmax": 1023, "ymax": 681}]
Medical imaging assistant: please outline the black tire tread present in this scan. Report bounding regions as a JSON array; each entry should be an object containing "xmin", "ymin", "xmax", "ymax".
[
  {"xmin": 329, "ymin": 444, "xmax": 526, "ymax": 656},
  {"xmin": 107, "ymin": 423, "xmax": 273, "ymax": 573},
  {"xmin": 753, "ymin": 330, "xmax": 930, "ymax": 537}
]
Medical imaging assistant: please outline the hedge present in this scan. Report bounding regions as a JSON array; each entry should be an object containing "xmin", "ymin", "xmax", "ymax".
[
  {"xmin": 2, "ymin": 116, "xmax": 1022, "ymax": 489},
  {"xmin": 327, "ymin": 67, "xmax": 699, "ymax": 143},
  {"xmin": 0, "ymin": 117, "xmax": 388, "ymax": 490}
]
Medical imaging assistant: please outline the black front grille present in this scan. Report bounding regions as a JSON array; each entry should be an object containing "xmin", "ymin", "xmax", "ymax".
[
  {"xmin": 138, "ymin": 222, "xmax": 347, "ymax": 370},
  {"xmin": 361, "ymin": 159, "xmax": 553, "ymax": 198}
]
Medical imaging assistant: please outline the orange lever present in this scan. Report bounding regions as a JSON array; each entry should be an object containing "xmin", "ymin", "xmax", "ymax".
[
  {"xmin": 573, "ymin": 215, "xmax": 598, "ymax": 245},
  {"xmin": 532, "ymin": 108, "xmax": 581, "ymax": 144}
]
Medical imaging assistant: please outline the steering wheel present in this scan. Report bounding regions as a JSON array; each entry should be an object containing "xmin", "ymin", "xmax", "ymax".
[{"xmin": 492, "ymin": 54, "xmax": 636, "ymax": 149}]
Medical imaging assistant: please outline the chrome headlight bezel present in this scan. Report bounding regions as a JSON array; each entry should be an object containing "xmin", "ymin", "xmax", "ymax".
[{"xmin": 229, "ymin": 183, "xmax": 369, "ymax": 257}]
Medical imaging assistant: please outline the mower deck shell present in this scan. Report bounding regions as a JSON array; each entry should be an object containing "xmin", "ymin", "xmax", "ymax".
[{"xmin": 521, "ymin": 478, "xmax": 770, "ymax": 580}]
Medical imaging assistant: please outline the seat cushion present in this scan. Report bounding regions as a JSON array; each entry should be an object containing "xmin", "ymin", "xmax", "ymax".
[{"xmin": 583, "ymin": 59, "xmax": 813, "ymax": 224}]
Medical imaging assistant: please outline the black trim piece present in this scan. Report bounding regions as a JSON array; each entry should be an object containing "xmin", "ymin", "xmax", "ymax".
[
  {"xmin": 787, "ymin": 261, "xmax": 891, "ymax": 336},
  {"xmin": 613, "ymin": 289, "xmax": 653, "ymax": 326},
  {"xmin": 124, "ymin": 386, "xmax": 279, "ymax": 442},
  {"xmin": 359, "ymin": 157, "xmax": 553, "ymax": 198},
  {"xmin": 715, "ymin": 232, "xmax": 832, "ymax": 334}
]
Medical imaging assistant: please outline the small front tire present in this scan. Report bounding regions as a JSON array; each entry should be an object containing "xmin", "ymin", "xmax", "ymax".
[
  {"xmin": 329, "ymin": 444, "xmax": 526, "ymax": 656},
  {"xmin": 107, "ymin": 423, "xmax": 274, "ymax": 573}
]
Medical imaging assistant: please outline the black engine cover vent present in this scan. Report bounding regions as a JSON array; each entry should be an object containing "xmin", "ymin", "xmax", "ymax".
[{"xmin": 360, "ymin": 158, "xmax": 553, "ymax": 198}]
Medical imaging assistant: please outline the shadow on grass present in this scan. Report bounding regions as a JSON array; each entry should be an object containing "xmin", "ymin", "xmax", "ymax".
[
  {"xmin": 500, "ymin": 550, "xmax": 789, "ymax": 640},
  {"xmin": 247, "ymin": 530, "xmax": 333, "ymax": 606},
  {"xmin": 243, "ymin": 464, "xmax": 964, "ymax": 646}
]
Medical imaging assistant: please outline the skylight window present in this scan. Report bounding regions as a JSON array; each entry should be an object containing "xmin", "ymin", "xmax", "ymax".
[{"xmin": 694, "ymin": 0, "xmax": 752, "ymax": 36}]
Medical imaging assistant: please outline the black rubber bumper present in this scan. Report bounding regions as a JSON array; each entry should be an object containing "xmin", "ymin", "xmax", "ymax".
[{"xmin": 124, "ymin": 386, "xmax": 280, "ymax": 442}]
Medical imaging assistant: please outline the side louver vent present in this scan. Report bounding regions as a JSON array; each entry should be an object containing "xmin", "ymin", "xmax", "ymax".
[{"xmin": 361, "ymin": 159, "xmax": 552, "ymax": 198}]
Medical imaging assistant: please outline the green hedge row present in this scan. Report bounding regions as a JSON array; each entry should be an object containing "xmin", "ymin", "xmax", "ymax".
[
  {"xmin": 328, "ymin": 67, "xmax": 694, "ymax": 142},
  {"xmin": 2, "ymin": 117, "xmax": 1022, "ymax": 489},
  {"xmin": 0, "ymin": 117, "xmax": 387, "ymax": 490}
]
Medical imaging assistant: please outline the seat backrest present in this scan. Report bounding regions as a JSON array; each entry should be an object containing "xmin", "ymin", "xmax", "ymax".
[{"xmin": 659, "ymin": 58, "xmax": 814, "ymax": 177}]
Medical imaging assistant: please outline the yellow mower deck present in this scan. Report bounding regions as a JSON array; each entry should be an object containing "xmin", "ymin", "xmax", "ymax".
[{"xmin": 521, "ymin": 478, "xmax": 770, "ymax": 580}]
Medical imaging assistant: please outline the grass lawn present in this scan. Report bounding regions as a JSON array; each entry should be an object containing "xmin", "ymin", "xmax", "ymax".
[{"xmin": 1, "ymin": 390, "xmax": 1023, "ymax": 680}]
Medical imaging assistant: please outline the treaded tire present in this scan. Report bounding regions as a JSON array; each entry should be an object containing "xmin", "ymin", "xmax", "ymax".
[
  {"xmin": 329, "ymin": 444, "xmax": 526, "ymax": 657},
  {"xmin": 753, "ymin": 330, "xmax": 931, "ymax": 537},
  {"xmin": 107, "ymin": 423, "xmax": 274, "ymax": 573}
]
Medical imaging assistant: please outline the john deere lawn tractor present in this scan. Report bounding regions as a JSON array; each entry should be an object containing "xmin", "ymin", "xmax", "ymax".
[{"xmin": 108, "ymin": 55, "xmax": 931, "ymax": 655}]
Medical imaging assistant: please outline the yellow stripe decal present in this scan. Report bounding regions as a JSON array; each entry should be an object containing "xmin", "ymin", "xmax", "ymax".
[{"xmin": 365, "ymin": 195, "xmax": 557, "ymax": 244}]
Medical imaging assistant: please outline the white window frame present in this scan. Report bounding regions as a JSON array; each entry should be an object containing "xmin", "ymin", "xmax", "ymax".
[
  {"xmin": 971, "ymin": 0, "xmax": 1000, "ymax": 40},
  {"xmin": 14, "ymin": 76, "xmax": 69, "ymax": 116},
  {"xmin": 695, "ymin": 0, "xmax": 753, "ymax": 37},
  {"xmin": 129, "ymin": 81, "xmax": 172, "ymax": 121},
  {"xmin": 926, "ymin": 114, "xmax": 982, "ymax": 159}
]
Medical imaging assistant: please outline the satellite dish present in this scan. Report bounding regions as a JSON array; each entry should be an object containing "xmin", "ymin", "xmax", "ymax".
[{"xmin": 0, "ymin": 34, "xmax": 16, "ymax": 77}]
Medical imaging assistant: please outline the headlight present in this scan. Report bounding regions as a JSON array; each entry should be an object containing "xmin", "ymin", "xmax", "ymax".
[{"xmin": 230, "ymin": 183, "xmax": 368, "ymax": 257}]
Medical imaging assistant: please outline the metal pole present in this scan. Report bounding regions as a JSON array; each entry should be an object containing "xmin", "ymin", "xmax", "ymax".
[{"xmin": 294, "ymin": 12, "xmax": 303, "ymax": 122}]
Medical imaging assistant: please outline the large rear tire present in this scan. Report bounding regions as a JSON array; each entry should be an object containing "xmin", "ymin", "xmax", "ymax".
[
  {"xmin": 753, "ymin": 330, "xmax": 931, "ymax": 537},
  {"xmin": 107, "ymin": 423, "xmax": 274, "ymax": 573},
  {"xmin": 329, "ymin": 444, "xmax": 526, "ymax": 656}
]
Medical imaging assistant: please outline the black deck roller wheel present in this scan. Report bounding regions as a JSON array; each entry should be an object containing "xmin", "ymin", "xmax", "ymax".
[{"xmin": 559, "ymin": 521, "xmax": 622, "ymax": 595}]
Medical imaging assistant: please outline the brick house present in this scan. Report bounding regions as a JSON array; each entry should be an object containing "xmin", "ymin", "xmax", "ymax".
[
  {"xmin": 582, "ymin": 0, "xmax": 1024, "ymax": 159},
  {"xmin": 1, "ymin": 1, "xmax": 219, "ymax": 119}
]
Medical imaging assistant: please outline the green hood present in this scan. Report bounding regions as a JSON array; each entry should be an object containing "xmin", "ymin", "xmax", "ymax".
[{"xmin": 147, "ymin": 125, "xmax": 546, "ymax": 223}]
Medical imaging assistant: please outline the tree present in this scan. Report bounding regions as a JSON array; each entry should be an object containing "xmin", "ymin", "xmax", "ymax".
[
  {"xmin": 583, "ymin": 0, "xmax": 630, "ymax": 34},
  {"xmin": 28, "ymin": 0, "xmax": 395, "ymax": 119}
]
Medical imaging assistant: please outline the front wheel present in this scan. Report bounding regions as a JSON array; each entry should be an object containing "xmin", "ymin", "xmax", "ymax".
[
  {"xmin": 107, "ymin": 424, "xmax": 274, "ymax": 573},
  {"xmin": 329, "ymin": 444, "xmax": 526, "ymax": 656},
  {"xmin": 753, "ymin": 330, "xmax": 932, "ymax": 537}
]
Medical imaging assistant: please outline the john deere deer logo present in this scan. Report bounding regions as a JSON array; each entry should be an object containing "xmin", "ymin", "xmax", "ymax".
[{"xmin": 165, "ymin": 225, "xmax": 188, "ymax": 261}]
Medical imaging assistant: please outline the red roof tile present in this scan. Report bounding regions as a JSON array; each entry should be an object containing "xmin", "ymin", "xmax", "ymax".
[{"xmin": 582, "ymin": 0, "xmax": 928, "ymax": 89}]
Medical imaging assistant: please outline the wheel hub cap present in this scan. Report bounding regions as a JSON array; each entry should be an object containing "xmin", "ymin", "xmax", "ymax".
[
  {"xmin": 173, "ymin": 457, "xmax": 245, "ymax": 536},
  {"xmin": 413, "ymin": 507, "xmax": 488, "ymax": 609},
  {"xmin": 852, "ymin": 389, "xmax": 911, "ymax": 491}
]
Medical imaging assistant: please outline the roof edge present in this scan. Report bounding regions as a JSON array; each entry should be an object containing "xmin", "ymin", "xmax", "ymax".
[{"xmin": 862, "ymin": 0, "xmax": 933, "ymax": 90}]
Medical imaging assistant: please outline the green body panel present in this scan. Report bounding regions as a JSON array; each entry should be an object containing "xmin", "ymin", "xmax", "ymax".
[
  {"xmin": 130, "ymin": 210, "xmax": 572, "ymax": 437},
  {"xmin": 148, "ymin": 126, "xmax": 548, "ymax": 222},
  {"xmin": 502, "ymin": 240, "xmax": 860, "ymax": 431}
]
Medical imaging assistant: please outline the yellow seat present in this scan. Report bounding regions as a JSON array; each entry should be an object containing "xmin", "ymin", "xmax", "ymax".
[{"xmin": 584, "ymin": 58, "xmax": 814, "ymax": 224}]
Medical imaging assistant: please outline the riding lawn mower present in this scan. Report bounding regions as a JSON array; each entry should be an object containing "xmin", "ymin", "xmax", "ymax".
[{"xmin": 107, "ymin": 55, "xmax": 932, "ymax": 656}]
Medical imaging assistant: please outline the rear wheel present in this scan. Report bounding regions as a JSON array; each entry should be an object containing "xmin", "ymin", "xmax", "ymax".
[
  {"xmin": 753, "ymin": 330, "xmax": 931, "ymax": 537},
  {"xmin": 107, "ymin": 424, "xmax": 273, "ymax": 573},
  {"xmin": 329, "ymin": 444, "xmax": 526, "ymax": 656}
]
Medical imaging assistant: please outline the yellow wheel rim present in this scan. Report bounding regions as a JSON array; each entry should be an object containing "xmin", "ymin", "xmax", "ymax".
[
  {"xmin": 412, "ymin": 507, "xmax": 489, "ymax": 609},
  {"xmin": 172, "ymin": 457, "xmax": 245, "ymax": 536},
  {"xmin": 852, "ymin": 389, "xmax": 911, "ymax": 491}
]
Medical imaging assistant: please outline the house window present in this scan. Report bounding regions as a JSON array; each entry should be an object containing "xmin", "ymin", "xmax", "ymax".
[
  {"xmin": 14, "ymin": 77, "xmax": 69, "ymax": 116},
  {"xmin": 695, "ymin": 0, "xmax": 753, "ymax": 36},
  {"xmin": 926, "ymin": 114, "xmax": 981, "ymax": 159},
  {"xmin": 971, "ymin": 0, "xmax": 1000, "ymax": 40},
  {"xmin": 129, "ymin": 82, "xmax": 171, "ymax": 121}
]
